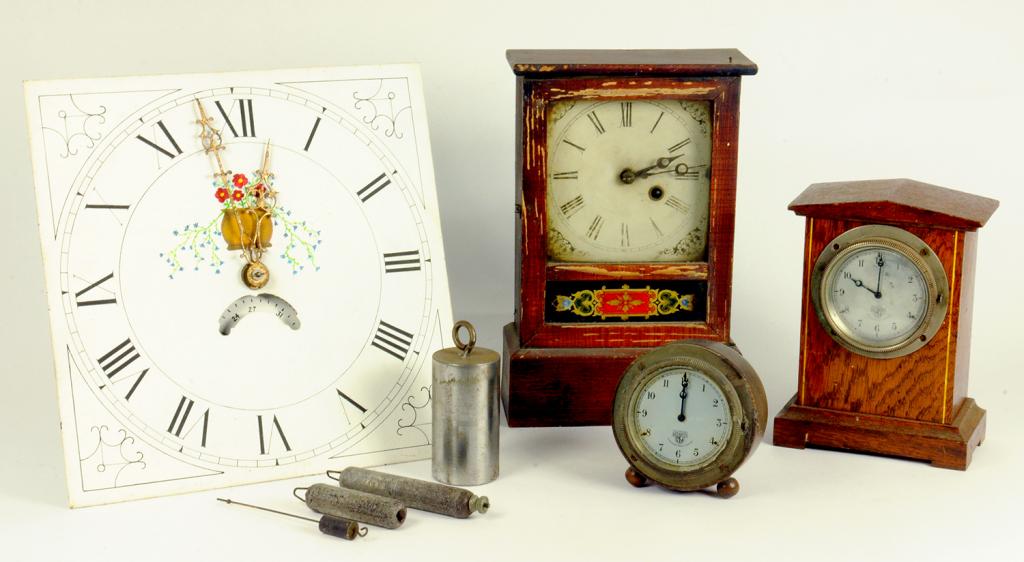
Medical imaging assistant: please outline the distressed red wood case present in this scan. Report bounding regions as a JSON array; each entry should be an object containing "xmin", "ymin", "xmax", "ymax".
[{"xmin": 502, "ymin": 49, "xmax": 757, "ymax": 426}]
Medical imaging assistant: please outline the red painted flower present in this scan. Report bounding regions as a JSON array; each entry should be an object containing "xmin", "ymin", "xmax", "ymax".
[
  {"xmin": 231, "ymin": 190, "xmax": 244, "ymax": 202},
  {"xmin": 232, "ymin": 173, "xmax": 248, "ymax": 188},
  {"xmin": 252, "ymin": 183, "xmax": 266, "ymax": 196},
  {"xmin": 215, "ymin": 187, "xmax": 230, "ymax": 203}
]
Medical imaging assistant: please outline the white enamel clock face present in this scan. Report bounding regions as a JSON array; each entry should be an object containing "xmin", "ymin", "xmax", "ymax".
[
  {"xmin": 546, "ymin": 99, "xmax": 712, "ymax": 263},
  {"xmin": 26, "ymin": 66, "xmax": 453, "ymax": 506},
  {"xmin": 632, "ymin": 368, "xmax": 732, "ymax": 468},
  {"xmin": 824, "ymin": 246, "xmax": 929, "ymax": 347}
]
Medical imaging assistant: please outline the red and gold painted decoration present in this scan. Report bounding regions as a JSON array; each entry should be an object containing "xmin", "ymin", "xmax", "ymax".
[{"xmin": 554, "ymin": 285, "xmax": 693, "ymax": 321}]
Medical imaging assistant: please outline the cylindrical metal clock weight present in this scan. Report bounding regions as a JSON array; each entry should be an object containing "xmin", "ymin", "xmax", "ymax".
[{"xmin": 432, "ymin": 321, "xmax": 500, "ymax": 486}]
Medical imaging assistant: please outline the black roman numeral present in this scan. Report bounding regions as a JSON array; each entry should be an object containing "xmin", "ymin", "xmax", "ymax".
[
  {"xmin": 667, "ymin": 139, "xmax": 692, "ymax": 153},
  {"xmin": 372, "ymin": 321, "xmax": 413, "ymax": 361},
  {"xmin": 258, "ymin": 415, "xmax": 291, "ymax": 454},
  {"xmin": 97, "ymin": 339, "xmax": 141, "ymax": 379},
  {"xmin": 552, "ymin": 171, "xmax": 578, "ymax": 180},
  {"xmin": 650, "ymin": 111, "xmax": 665, "ymax": 134},
  {"xmin": 336, "ymin": 389, "xmax": 367, "ymax": 426},
  {"xmin": 357, "ymin": 172, "xmax": 391, "ymax": 202},
  {"xmin": 620, "ymin": 223, "xmax": 630, "ymax": 247},
  {"xmin": 215, "ymin": 99, "xmax": 256, "ymax": 138},
  {"xmin": 559, "ymin": 195, "xmax": 585, "ymax": 219},
  {"xmin": 666, "ymin": 195, "xmax": 690, "ymax": 214},
  {"xmin": 562, "ymin": 139, "xmax": 586, "ymax": 152},
  {"xmin": 586, "ymin": 215, "xmax": 605, "ymax": 240},
  {"xmin": 650, "ymin": 218, "xmax": 664, "ymax": 238},
  {"xmin": 587, "ymin": 111, "xmax": 606, "ymax": 134},
  {"xmin": 84, "ymin": 204, "xmax": 130, "ymax": 211},
  {"xmin": 167, "ymin": 396, "xmax": 209, "ymax": 447},
  {"xmin": 135, "ymin": 120, "xmax": 182, "ymax": 159},
  {"xmin": 620, "ymin": 102, "xmax": 632, "ymax": 127},
  {"xmin": 75, "ymin": 272, "xmax": 116, "ymax": 307},
  {"xmin": 304, "ymin": 116, "xmax": 321, "ymax": 151},
  {"xmin": 383, "ymin": 250, "xmax": 421, "ymax": 273}
]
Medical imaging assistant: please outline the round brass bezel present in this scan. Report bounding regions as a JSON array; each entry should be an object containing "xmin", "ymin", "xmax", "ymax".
[
  {"xmin": 611, "ymin": 340, "xmax": 765, "ymax": 492},
  {"xmin": 810, "ymin": 225, "xmax": 949, "ymax": 359}
]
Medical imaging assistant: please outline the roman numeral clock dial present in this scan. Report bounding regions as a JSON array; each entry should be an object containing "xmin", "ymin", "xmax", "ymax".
[
  {"xmin": 547, "ymin": 99, "xmax": 712, "ymax": 262},
  {"xmin": 26, "ymin": 67, "xmax": 454, "ymax": 506}
]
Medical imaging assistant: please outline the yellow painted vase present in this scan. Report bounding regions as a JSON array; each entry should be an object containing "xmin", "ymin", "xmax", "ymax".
[{"xmin": 221, "ymin": 208, "xmax": 273, "ymax": 251}]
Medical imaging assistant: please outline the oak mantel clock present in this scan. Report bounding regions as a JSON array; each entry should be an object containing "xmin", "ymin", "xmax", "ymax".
[
  {"xmin": 25, "ymin": 65, "xmax": 454, "ymax": 506},
  {"xmin": 501, "ymin": 49, "xmax": 757, "ymax": 427},
  {"xmin": 773, "ymin": 179, "xmax": 998, "ymax": 469}
]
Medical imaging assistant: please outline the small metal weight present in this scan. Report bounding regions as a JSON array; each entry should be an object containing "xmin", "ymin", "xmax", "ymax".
[
  {"xmin": 328, "ymin": 466, "xmax": 490, "ymax": 518},
  {"xmin": 295, "ymin": 483, "xmax": 407, "ymax": 529},
  {"xmin": 432, "ymin": 320, "xmax": 500, "ymax": 486}
]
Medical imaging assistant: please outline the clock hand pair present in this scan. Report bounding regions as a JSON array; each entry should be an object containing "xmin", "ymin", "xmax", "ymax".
[
  {"xmin": 620, "ymin": 153, "xmax": 686, "ymax": 184},
  {"xmin": 677, "ymin": 373, "xmax": 689, "ymax": 422}
]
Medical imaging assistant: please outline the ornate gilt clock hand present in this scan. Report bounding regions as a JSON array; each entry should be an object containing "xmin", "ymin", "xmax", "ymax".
[{"xmin": 195, "ymin": 99, "xmax": 231, "ymax": 187}]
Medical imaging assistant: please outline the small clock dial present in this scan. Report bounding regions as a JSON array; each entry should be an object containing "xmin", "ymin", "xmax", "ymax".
[
  {"xmin": 546, "ymin": 99, "xmax": 712, "ymax": 263},
  {"xmin": 812, "ymin": 225, "xmax": 949, "ymax": 359},
  {"xmin": 824, "ymin": 246, "xmax": 928, "ymax": 347},
  {"xmin": 632, "ymin": 368, "xmax": 732, "ymax": 467}
]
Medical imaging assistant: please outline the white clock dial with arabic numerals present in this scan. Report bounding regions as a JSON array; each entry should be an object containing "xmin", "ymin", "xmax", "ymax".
[
  {"xmin": 633, "ymin": 368, "xmax": 732, "ymax": 467},
  {"xmin": 546, "ymin": 99, "xmax": 712, "ymax": 263},
  {"xmin": 26, "ymin": 66, "xmax": 453, "ymax": 506},
  {"xmin": 824, "ymin": 246, "xmax": 929, "ymax": 347}
]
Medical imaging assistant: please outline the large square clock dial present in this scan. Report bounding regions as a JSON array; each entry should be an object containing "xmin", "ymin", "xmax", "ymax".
[
  {"xmin": 502, "ymin": 50, "xmax": 757, "ymax": 427},
  {"xmin": 25, "ymin": 66, "xmax": 454, "ymax": 506}
]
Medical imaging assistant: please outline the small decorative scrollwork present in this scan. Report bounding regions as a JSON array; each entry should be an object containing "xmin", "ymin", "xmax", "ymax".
[
  {"xmin": 353, "ymin": 80, "xmax": 411, "ymax": 139},
  {"xmin": 41, "ymin": 95, "xmax": 107, "ymax": 158},
  {"xmin": 396, "ymin": 385, "xmax": 432, "ymax": 445},
  {"xmin": 80, "ymin": 425, "xmax": 146, "ymax": 488}
]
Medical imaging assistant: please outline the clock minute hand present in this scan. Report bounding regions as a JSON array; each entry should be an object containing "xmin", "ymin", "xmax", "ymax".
[
  {"xmin": 875, "ymin": 252, "xmax": 885, "ymax": 299},
  {"xmin": 677, "ymin": 374, "xmax": 689, "ymax": 422}
]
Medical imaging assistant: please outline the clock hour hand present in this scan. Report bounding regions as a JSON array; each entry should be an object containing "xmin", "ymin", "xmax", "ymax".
[
  {"xmin": 677, "ymin": 374, "xmax": 689, "ymax": 422},
  {"xmin": 620, "ymin": 153, "xmax": 686, "ymax": 184},
  {"xmin": 850, "ymin": 278, "xmax": 881, "ymax": 298}
]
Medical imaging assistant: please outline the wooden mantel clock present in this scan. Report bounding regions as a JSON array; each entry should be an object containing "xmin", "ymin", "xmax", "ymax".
[
  {"xmin": 501, "ymin": 49, "xmax": 757, "ymax": 426},
  {"xmin": 773, "ymin": 178, "xmax": 998, "ymax": 469}
]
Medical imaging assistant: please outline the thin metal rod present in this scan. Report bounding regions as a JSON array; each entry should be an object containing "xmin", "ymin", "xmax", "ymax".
[{"xmin": 217, "ymin": 497, "xmax": 319, "ymax": 524}]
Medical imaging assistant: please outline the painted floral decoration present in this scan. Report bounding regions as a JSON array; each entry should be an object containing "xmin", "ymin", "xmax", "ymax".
[{"xmin": 162, "ymin": 169, "xmax": 321, "ymax": 279}]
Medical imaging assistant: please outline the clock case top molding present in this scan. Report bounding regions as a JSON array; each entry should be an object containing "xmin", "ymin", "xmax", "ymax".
[
  {"xmin": 774, "ymin": 178, "xmax": 998, "ymax": 470},
  {"xmin": 504, "ymin": 50, "xmax": 757, "ymax": 427}
]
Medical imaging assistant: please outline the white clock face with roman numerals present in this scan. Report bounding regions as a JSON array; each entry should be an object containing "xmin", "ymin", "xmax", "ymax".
[
  {"xmin": 26, "ymin": 67, "xmax": 453, "ymax": 506},
  {"xmin": 546, "ymin": 99, "xmax": 712, "ymax": 263}
]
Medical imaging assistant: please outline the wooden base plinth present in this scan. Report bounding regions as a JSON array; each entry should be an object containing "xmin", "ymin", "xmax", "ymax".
[
  {"xmin": 501, "ymin": 323, "xmax": 646, "ymax": 427},
  {"xmin": 773, "ymin": 396, "xmax": 986, "ymax": 470}
]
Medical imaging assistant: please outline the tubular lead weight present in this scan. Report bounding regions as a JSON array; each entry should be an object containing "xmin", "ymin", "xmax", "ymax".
[
  {"xmin": 432, "ymin": 320, "xmax": 500, "ymax": 486},
  {"xmin": 328, "ymin": 467, "xmax": 490, "ymax": 518},
  {"xmin": 295, "ymin": 483, "xmax": 407, "ymax": 529}
]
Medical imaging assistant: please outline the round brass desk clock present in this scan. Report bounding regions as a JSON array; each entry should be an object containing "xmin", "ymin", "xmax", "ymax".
[
  {"xmin": 612, "ymin": 340, "xmax": 766, "ymax": 498},
  {"xmin": 810, "ymin": 225, "xmax": 949, "ymax": 359}
]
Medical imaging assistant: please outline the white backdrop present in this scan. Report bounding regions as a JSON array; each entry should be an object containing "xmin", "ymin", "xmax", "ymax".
[{"xmin": 2, "ymin": 1, "xmax": 1022, "ymax": 560}]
